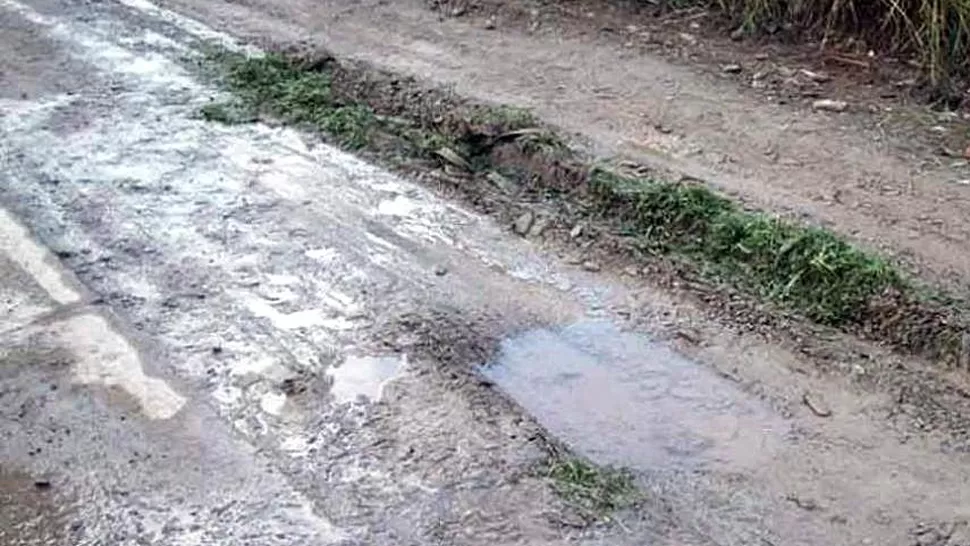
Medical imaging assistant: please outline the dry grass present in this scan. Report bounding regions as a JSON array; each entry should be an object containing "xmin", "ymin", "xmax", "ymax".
[{"xmin": 711, "ymin": 0, "xmax": 970, "ymax": 87}]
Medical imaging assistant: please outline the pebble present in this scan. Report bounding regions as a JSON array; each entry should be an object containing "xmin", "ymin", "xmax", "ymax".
[
  {"xmin": 582, "ymin": 261, "xmax": 601, "ymax": 272},
  {"xmin": 722, "ymin": 64, "xmax": 743, "ymax": 74},
  {"xmin": 799, "ymin": 68, "xmax": 831, "ymax": 83},
  {"xmin": 812, "ymin": 99, "xmax": 848, "ymax": 113},
  {"xmin": 569, "ymin": 223, "xmax": 584, "ymax": 239},
  {"xmin": 513, "ymin": 211, "xmax": 534, "ymax": 236}
]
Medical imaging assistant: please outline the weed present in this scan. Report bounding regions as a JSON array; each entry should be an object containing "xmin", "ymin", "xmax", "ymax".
[
  {"xmin": 209, "ymin": 52, "xmax": 377, "ymax": 147},
  {"xmin": 545, "ymin": 457, "xmax": 640, "ymax": 520},
  {"xmin": 590, "ymin": 169, "xmax": 901, "ymax": 325},
  {"xmin": 705, "ymin": 0, "xmax": 970, "ymax": 88}
]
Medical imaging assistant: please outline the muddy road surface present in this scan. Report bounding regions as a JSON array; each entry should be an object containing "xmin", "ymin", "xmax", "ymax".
[{"xmin": 2, "ymin": 0, "xmax": 970, "ymax": 545}]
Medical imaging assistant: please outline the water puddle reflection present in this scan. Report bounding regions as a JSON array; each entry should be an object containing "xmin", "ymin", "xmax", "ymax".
[
  {"xmin": 484, "ymin": 321, "xmax": 788, "ymax": 471},
  {"xmin": 328, "ymin": 355, "xmax": 404, "ymax": 404}
]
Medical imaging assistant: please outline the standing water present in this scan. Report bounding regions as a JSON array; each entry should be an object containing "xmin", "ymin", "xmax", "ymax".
[{"xmin": 483, "ymin": 321, "xmax": 788, "ymax": 471}]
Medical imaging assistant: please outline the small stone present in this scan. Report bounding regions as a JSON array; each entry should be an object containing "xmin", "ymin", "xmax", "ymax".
[
  {"xmin": 722, "ymin": 64, "xmax": 743, "ymax": 74},
  {"xmin": 484, "ymin": 16, "xmax": 497, "ymax": 30},
  {"xmin": 799, "ymin": 68, "xmax": 831, "ymax": 83},
  {"xmin": 964, "ymin": 145, "xmax": 970, "ymax": 160},
  {"xmin": 433, "ymin": 265, "xmax": 449, "ymax": 276},
  {"xmin": 581, "ymin": 261, "xmax": 601, "ymax": 272},
  {"xmin": 622, "ymin": 265, "xmax": 640, "ymax": 277},
  {"xmin": 569, "ymin": 223, "xmax": 585, "ymax": 239},
  {"xmin": 513, "ymin": 211, "xmax": 535, "ymax": 236},
  {"xmin": 812, "ymin": 99, "xmax": 848, "ymax": 113},
  {"xmin": 730, "ymin": 25, "xmax": 745, "ymax": 41}
]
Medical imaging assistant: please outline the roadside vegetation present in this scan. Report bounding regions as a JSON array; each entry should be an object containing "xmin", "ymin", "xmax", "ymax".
[
  {"xmin": 683, "ymin": 0, "xmax": 970, "ymax": 92},
  {"xmin": 198, "ymin": 48, "xmax": 968, "ymax": 369}
]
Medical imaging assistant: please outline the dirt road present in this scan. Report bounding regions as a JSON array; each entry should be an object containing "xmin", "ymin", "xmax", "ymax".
[
  {"xmin": 2, "ymin": 0, "xmax": 970, "ymax": 545},
  {"xmin": 152, "ymin": 0, "xmax": 970, "ymax": 292}
]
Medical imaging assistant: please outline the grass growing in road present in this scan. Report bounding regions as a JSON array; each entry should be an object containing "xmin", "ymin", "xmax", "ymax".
[
  {"xmin": 545, "ymin": 457, "xmax": 640, "ymax": 520},
  {"xmin": 589, "ymin": 169, "xmax": 902, "ymax": 325},
  {"xmin": 205, "ymin": 52, "xmax": 378, "ymax": 149}
]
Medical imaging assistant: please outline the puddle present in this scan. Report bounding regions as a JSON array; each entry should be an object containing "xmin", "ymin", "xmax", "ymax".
[
  {"xmin": 483, "ymin": 321, "xmax": 788, "ymax": 471},
  {"xmin": 327, "ymin": 355, "xmax": 405, "ymax": 404}
]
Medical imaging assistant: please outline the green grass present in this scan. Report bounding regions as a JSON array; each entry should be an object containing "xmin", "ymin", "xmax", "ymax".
[
  {"xmin": 545, "ymin": 457, "xmax": 640, "ymax": 520},
  {"xmin": 207, "ymin": 52, "xmax": 378, "ymax": 148},
  {"xmin": 590, "ymin": 169, "xmax": 902, "ymax": 325}
]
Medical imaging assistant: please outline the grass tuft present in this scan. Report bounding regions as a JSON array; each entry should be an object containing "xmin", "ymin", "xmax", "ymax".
[
  {"xmin": 545, "ymin": 457, "xmax": 640, "ymax": 520},
  {"xmin": 590, "ymin": 169, "xmax": 901, "ymax": 325},
  {"xmin": 207, "ymin": 52, "xmax": 378, "ymax": 148}
]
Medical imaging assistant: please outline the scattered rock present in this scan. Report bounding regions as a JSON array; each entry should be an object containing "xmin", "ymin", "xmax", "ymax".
[
  {"xmin": 581, "ymin": 260, "xmax": 601, "ymax": 272},
  {"xmin": 513, "ymin": 211, "xmax": 535, "ymax": 236},
  {"xmin": 722, "ymin": 64, "xmax": 743, "ymax": 74},
  {"xmin": 803, "ymin": 391, "xmax": 833, "ymax": 417},
  {"xmin": 799, "ymin": 69, "xmax": 831, "ymax": 83},
  {"xmin": 730, "ymin": 25, "xmax": 745, "ymax": 41},
  {"xmin": 484, "ymin": 16, "xmax": 497, "ymax": 30},
  {"xmin": 569, "ymin": 223, "xmax": 585, "ymax": 239},
  {"xmin": 812, "ymin": 99, "xmax": 848, "ymax": 113},
  {"xmin": 433, "ymin": 265, "xmax": 449, "ymax": 276},
  {"xmin": 622, "ymin": 265, "xmax": 640, "ymax": 277}
]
